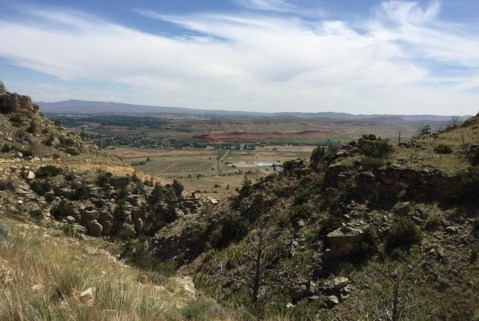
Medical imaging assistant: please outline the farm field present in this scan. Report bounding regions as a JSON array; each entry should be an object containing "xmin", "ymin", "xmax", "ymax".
[
  {"xmin": 50, "ymin": 112, "xmax": 453, "ymax": 150},
  {"xmin": 110, "ymin": 146, "xmax": 315, "ymax": 200}
]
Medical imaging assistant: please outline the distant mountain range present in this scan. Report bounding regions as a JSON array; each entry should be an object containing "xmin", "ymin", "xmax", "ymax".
[{"xmin": 37, "ymin": 99, "xmax": 472, "ymax": 122}]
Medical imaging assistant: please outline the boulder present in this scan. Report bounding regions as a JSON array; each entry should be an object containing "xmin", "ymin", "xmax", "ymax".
[
  {"xmin": 82, "ymin": 209, "xmax": 99, "ymax": 223},
  {"xmin": 88, "ymin": 220, "xmax": 103, "ymax": 237},
  {"xmin": 27, "ymin": 171, "xmax": 35, "ymax": 180},
  {"xmin": 326, "ymin": 295, "xmax": 339, "ymax": 308},
  {"xmin": 322, "ymin": 277, "xmax": 350, "ymax": 293},
  {"xmin": 394, "ymin": 202, "xmax": 410, "ymax": 216},
  {"xmin": 174, "ymin": 208, "xmax": 185, "ymax": 218},
  {"xmin": 99, "ymin": 210, "xmax": 113, "ymax": 223},
  {"xmin": 79, "ymin": 287, "xmax": 95, "ymax": 305},
  {"xmin": 101, "ymin": 221, "xmax": 113, "ymax": 236},
  {"xmin": 291, "ymin": 284, "xmax": 309, "ymax": 301},
  {"xmin": 72, "ymin": 223, "xmax": 87, "ymax": 235},
  {"xmin": 172, "ymin": 179, "xmax": 184, "ymax": 197},
  {"xmin": 327, "ymin": 226, "xmax": 365, "ymax": 256},
  {"xmin": 445, "ymin": 226, "xmax": 457, "ymax": 234}
]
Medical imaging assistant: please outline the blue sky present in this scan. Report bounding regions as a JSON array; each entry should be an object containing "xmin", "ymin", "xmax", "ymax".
[{"xmin": 0, "ymin": 0, "xmax": 478, "ymax": 115}]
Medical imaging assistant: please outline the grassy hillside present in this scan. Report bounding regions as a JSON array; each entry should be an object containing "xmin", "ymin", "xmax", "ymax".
[{"xmin": 0, "ymin": 216, "xmax": 248, "ymax": 321}]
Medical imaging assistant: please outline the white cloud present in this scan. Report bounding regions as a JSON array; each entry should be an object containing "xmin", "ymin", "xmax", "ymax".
[
  {"xmin": 0, "ymin": 1, "xmax": 478, "ymax": 115},
  {"xmin": 236, "ymin": 0, "xmax": 297, "ymax": 13},
  {"xmin": 379, "ymin": 1, "xmax": 441, "ymax": 25},
  {"xmin": 370, "ymin": 1, "xmax": 479, "ymax": 67}
]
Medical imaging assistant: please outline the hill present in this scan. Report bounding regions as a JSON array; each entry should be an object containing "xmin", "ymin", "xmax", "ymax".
[
  {"xmin": 0, "ymin": 87, "xmax": 251, "ymax": 320},
  {"xmin": 140, "ymin": 113, "xmax": 479, "ymax": 320},
  {"xmin": 37, "ymin": 99, "xmax": 469, "ymax": 121}
]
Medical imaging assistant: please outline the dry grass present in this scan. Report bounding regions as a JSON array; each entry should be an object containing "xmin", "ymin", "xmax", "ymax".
[
  {"xmin": 0, "ymin": 217, "xmax": 245, "ymax": 321},
  {"xmin": 390, "ymin": 123, "xmax": 479, "ymax": 175}
]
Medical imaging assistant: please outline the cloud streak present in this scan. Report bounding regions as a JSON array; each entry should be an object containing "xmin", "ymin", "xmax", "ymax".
[
  {"xmin": 237, "ymin": 0, "xmax": 298, "ymax": 12},
  {"xmin": 0, "ymin": 1, "xmax": 478, "ymax": 115}
]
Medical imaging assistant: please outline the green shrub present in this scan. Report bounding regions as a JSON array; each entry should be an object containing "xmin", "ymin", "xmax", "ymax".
[
  {"xmin": 294, "ymin": 188, "xmax": 310, "ymax": 205},
  {"xmin": 43, "ymin": 192, "xmax": 54, "ymax": 203},
  {"xmin": 290, "ymin": 204, "xmax": 314, "ymax": 222},
  {"xmin": 65, "ymin": 147, "xmax": 80, "ymax": 156},
  {"xmin": 361, "ymin": 157, "xmax": 385, "ymax": 171},
  {"xmin": 282, "ymin": 159, "xmax": 305, "ymax": 173},
  {"xmin": 211, "ymin": 213, "xmax": 249, "ymax": 249},
  {"xmin": 14, "ymin": 129, "xmax": 27, "ymax": 140},
  {"xmin": 434, "ymin": 144, "xmax": 453, "ymax": 154},
  {"xmin": 180, "ymin": 297, "xmax": 216, "ymax": 321},
  {"xmin": 1, "ymin": 144, "xmax": 13, "ymax": 153},
  {"xmin": 59, "ymin": 136, "xmax": 75, "ymax": 147},
  {"xmin": 310, "ymin": 146, "xmax": 328, "ymax": 169},
  {"xmin": 122, "ymin": 240, "xmax": 176, "ymax": 275},
  {"xmin": 470, "ymin": 147, "xmax": 479, "ymax": 166},
  {"xmin": 35, "ymin": 165, "xmax": 63, "ymax": 178},
  {"xmin": 72, "ymin": 185, "xmax": 90, "ymax": 200},
  {"xmin": 26, "ymin": 121, "xmax": 37, "ymax": 133},
  {"xmin": 29, "ymin": 180, "xmax": 52, "ymax": 196},
  {"xmin": 50, "ymin": 200, "xmax": 75, "ymax": 220},
  {"xmin": 350, "ymin": 227, "xmax": 378, "ymax": 264},
  {"xmin": 79, "ymin": 132, "xmax": 89, "ymax": 140},
  {"xmin": 29, "ymin": 209, "xmax": 43, "ymax": 218},
  {"xmin": 293, "ymin": 182, "xmax": 322, "ymax": 205},
  {"xmin": 320, "ymin": 214, "xmax": 342, "ymax": 236},
  {"xmin": 417, "ymin": 124, "xmax": 432, "ymax": 136},
  {"xmin": 148, "ymin": 183, "xmax": 175, "ymax": 205},
  {"xmin": 459, "ymin": 167, "xmax": 479, "ymax": 203},
  {"xmin": 9, "ymin": 114, "xmax": 23, "ymax": 126},
  {"xmin": 0, "ymin": 220, "xmax": 8, "ymax": 242},
  {"xmin": 44, "ymin": 134, "xmax": 55, "ymax": 146},
  {"xmin": 358, "ymin": 134, "xmax": 392, "ymax": 158},
  {"xmin": 469, "ymin": 249, "xmax": 478, "ymax": 264},
  {"xmin": 96, "ymin": 171, "xmax": 112, "ymax": 187},
  {"xmin": 238, "ymin": 176, "xmax": 253, "ymax": 198},
  {"xmin": 385, "ymin": 217, "xmax": 422, "ymax": 254},
  {"xmin": 425, "ymin": 216, "xmax": 441, "ymax": 231},
  {"xmin": 21, "ymin": 149, "xmax": 33, "ymax": 158}
]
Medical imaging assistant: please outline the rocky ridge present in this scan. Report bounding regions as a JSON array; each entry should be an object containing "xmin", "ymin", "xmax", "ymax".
[
  {"xmin": 146, "ymin": 123, "xmax": 479, "ymax": 320},
  {"xmin": 0, "ymin": 87, "xmax": 211, "ymax": 250}
]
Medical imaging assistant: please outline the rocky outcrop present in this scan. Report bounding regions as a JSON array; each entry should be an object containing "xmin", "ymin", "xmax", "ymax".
[
  {"xmin": 324, "ymin": 162, "xmax": 463, "ymax": 204},
  {"xmin": 0, "ymin": 92, "xmax": 38, "ymax": 115},
  {"xmin": 151, "ymin": 220, "xmax": 210, "ymax": 263}
]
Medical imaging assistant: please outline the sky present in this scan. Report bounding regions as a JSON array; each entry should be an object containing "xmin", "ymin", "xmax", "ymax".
[{"xmin": 0, "ymin": 0, "xmax": 478, "ymax": 115}]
